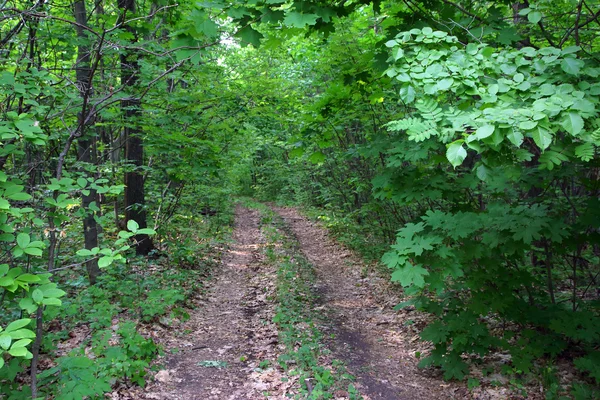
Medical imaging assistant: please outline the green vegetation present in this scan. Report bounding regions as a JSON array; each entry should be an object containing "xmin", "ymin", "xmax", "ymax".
[{"xmin": 0, "ymin": 0, "xmax": 599, "ymax": 398}]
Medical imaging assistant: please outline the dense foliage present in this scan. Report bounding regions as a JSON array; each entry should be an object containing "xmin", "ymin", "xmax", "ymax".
[{"xmin": 0, "ymin": 0, "xmax": 599, "ymax": 398}]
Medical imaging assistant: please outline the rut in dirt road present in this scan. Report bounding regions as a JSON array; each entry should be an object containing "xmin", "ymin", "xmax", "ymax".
[
  {"xmin": 142, "ymin": 206, "xmax": 283, "ymax": 400},
  {"xmin": 273, "ymin": 206, "xmax": 466, "ymax": 400}
]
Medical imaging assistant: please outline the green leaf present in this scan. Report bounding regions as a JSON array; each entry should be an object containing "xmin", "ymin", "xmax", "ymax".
[
  {"xmin": 436, "ymin": 78, "xmax": 454, "ymax": 91},
  {"xmin": 421, "ymin": 321, "xmax": 448, "ymax": 343},
  {"xmin": 16, "ymin": 233, "xmax": 30, "ymax": 249},
  {"xmin": 475, "ymin": 125, "xmax": 495, "ymax": 139},
  {"xmin": 135, "ymin": 228, "xmax": 156, "ymax": 235},
  {"xmin": 561, "ymin": 112, "xmax": 584, "ymax": 136},
  {"xmin": 528, "ymin": 11, "xmax": 542, "ymax": 23},
  {"xmin": 16, "ymin": 274, "xmax": 40, "ymax": 283},
  {"xmin": 399, "ymin": 85, "xmax": 416, "ymax": 104},
  {"xmin": 381, "ymin": 251, "xmax": 403, "ymax": 269},
  {"xmin": 519, "ymin": 120, "xmax": 537, "ymax": 130},
  {"xmin": 507, "ymin": 129, "xmax": 524, "ymax": 146},
  {"xmin": 42, "ymin": 298, "xmax": 62, "ymax": 306},
  {"xmin": 531, "ymin": 126, "xmax": 552, "ymax": 150},
  {"xmin": 10, "ymin": 338, "xmax": 31, "ymax": 349},
  {"xmin": 32, "ymin": 289, "xmax": 43, "ymax": 304},
  {"xmin": 446, "ymin": 141, "xmax": 467, "ymax": 168},
  {"xmin": 391, "ymin": 263, "xmax": 429, "ymax": 288},
  {"xmin": 0, "ymin": 334, "xmax": 11, "ymax": 350},
  {"xmin": 561, "ymin": 57, "xmax": 584, "ymax": 75},
  {"xmin": 235, "ymin": 26, "xmax": 263, "ymax": 48},
  {"xmin": 283, "ymin": 12, "xmax": 319, "ymax": 28},
  {"xmin": 76, "ymin": 177, "xmax": 87, "ymax": 188},
  {"xmin": 23, "ymin": 247, "xmax": 42, "ymax": 256},
  {"xmin": 4, "ymin": 319, "xmax": 31, "ymax": 333},
  {"xmin": 575, "ymin": 142, "xmax": 595, "ymax": 161},
  {"xmin": 42, "ymin": 288, "xmax": 66, "ymax": 298},
  {"xmin": 98, "ymin": 256, "xmax": 114, "ymax": 268},
  {"xmin": 76, "ymin": 249, "xmax": 93, "ymax": 257},
  {"xmin": 8, "ymin": 346, "xmax": 27, "ymax": 357},
  {"xmin": 308, "ymin": 151, "xmax": 325, "ymax": 164},
  {"xmin": 127, "ymin": 219, "xmax": 139, "ymax": 232}
]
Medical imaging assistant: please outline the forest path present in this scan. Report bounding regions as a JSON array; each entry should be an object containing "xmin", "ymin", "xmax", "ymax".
[
  {"xmin": 140, "ymin": 204, "xmax": 477, "ymax": 400},
  {"xmin": 272, "ymin": 206, "xmax": 466, "ymax": 400},
  {"xmin": 141, "ymin": 206, "xmax": 288, "ymax": 399}
]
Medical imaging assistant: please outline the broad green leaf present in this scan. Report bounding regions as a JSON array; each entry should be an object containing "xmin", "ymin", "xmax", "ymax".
[
  {"xmin": 446, "ymin": 141, "xmax": 467, "ymax": 168},
  {"xmin": 519, "ymin": 120, "xmax": 537, "ymax": 130},
  {"xmin": 561, "ymin": 112, "xmax": 584, "ymax": 135},
  {"xmin": 399, "ymin": 85, "xmax": 416, "ymax": 104},
  {"xmin": 381, "ymin": 251, "xmax": 402, "ymax": 269},
  {"xmin": 391, "ymin": 264, "xmax": 429, "ymax": 288},
  {"xmin": 16, "ymin": 233, "xmax": 30, "ymax": 249},
  {"xmin": 561, "ymin": 57, "xmax": 584, "ymax": 75},
  {"xmin": 16, "ymin": 274, "xmax": 40, "ymax": 283},
  {"xmin": 235, "ymin": 26, "xmax": 263, "ymax": 48},
  {"xmin": 76, "ymin": 249, "xmax": 93, "ymax": 257},
  {"xmin": 8, "ymin": 346, "xmax": 27, "ymax": 357},
  {"xmin": 421, "ymin": 321, "xmax": 448, "ymax": 343},
  {"xmin": 0, "ymin": 334, "xmax": 11, "ymax": 350},
  {"xmin": 507, "ymin": 129, "xmax": 524, "ymax": 146},
  {"xmin": 308, "ymin": 151, "xmax": 326, "ymax": 164},
  {"xmin": 475, "ymin": 125, "xmax": 495, "ymax": 139},
  {"xmin": 10, "ymin": 338, "xmax": 31, "ymax": 349},
  {"xmin": 32, "ymin": 289, "xmax": 43, "ymax": 303},
  {"xmin": 42, "ymin": 298, "xmax": 62, "ymax": 306},
  {"xmin": 127, "ymin": 219, "xmax": 139, "ymax": 232},
  {"xmin": 42, "ymin": 288, "xmax": 66, "ymax": 298},
  {"xmin": 4, "ymin": 319, "xmax": 31, "ymax": 333},
  {"xmin": 98, "ymin": 256, "xmax": 114, "ymax": 268},
  {"xmin": 0, "ymin": 264, "xmax": 8, "ymax": 276},
  {"xmin": 437, "ymin": 78, "xmax": 454, "ymax": 91},
  {"xmin": 136, "ymin": 228, "xmax": 156, "ymax": 235},
  {"xmin": 476, "ymin": 164, "xmax": 488, "ymax": 181},
  {"xmin": 528, "ymin": 11, "xmax": 542, "ymax": 23},
  {"xmin": 531, "ymin": 126, "xmax": 552, "ymax": 150},
  {"xmin": 23, "ymin": 247, "xmax": 42, "ymax": 256},
  {"xmin": 76, "ymin": 177, "xmax": 87, "ymax": 188},
  {"xmin": 283, "ymin": 12, "xmax": 319, "ymax": 28}
]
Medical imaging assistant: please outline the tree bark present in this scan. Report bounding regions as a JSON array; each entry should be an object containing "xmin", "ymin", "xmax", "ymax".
[
  {"xmin": 74, "ymin": 0, "xmax": 101, "ymax": 283},
  {"xmin": 119, "ymin": 0, "xmax": 152, "ymax": 255}
]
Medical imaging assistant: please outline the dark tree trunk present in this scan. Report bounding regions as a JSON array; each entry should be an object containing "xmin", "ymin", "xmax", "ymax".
[
  {"xmin": 119, "ymin": 0, "xmax": 152, "ymax": 255},
  {"xmin": 74, "ymin": 0, "xmax": 101, "ymax": 283}
]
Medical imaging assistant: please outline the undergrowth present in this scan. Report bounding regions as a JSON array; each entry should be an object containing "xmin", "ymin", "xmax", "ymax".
[{"xmin": 0, "ymin": 209, "xmax": 232, "ymax": 399}]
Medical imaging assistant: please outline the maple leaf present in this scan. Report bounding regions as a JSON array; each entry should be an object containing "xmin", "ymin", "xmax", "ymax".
[
  {"xmin": 391, "ymin": 263, "xmax": 429, "ymax": 287},
  {"xmin": 283, "ymin": 12, "xmax": 319, "ymax": 28}
]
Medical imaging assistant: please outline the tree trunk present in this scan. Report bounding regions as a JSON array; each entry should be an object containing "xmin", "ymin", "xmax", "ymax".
[
  {"xmin": 74, "ymin": 0, "xmax": 101, "ymax": 283},
  {"xmin": 119, "ymin": 0, "xmax": 152, "ymax": 255}
]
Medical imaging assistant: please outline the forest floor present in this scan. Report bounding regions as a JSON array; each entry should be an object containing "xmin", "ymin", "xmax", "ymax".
[{"xmin": 135, "ymin": 204, "xmax": 525, "ymax": 400}]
